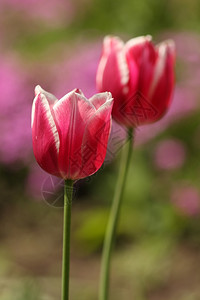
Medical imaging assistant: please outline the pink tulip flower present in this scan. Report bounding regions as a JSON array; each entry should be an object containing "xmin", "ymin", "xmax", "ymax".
[
  {"xmin": 96, "ymin": 35, "xmax": 175, "ymax": 127},
  {"xmin": 31, "ymin": 86, "xmax": 113, "ymax": 180}
]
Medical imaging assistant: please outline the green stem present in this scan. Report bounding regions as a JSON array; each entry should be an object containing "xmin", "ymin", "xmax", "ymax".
[
  {"xmin": 99, "ymin": 128, "xmax": 133, "ymax": 300},
  {"xmin": 62, "ymin": 179, "xmax": 73, "ymax": 300}
]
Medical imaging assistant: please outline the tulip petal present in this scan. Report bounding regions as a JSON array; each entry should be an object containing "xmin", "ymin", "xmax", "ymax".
[
  {"xmin": 96, "ymin": 36, "xmax": 130, "ymax": 99},
  {"xmin": 77, "ymin": 97, "xmax": 113, "ymax": 179},
  {"xmin": 89, "ymin": 92, "xmax": 112, "ymax": 110},
  {"xmin": 35, "ymin": 85, "xmax": 58, "ymax": 104},
  {"xmin": 72, "ymin": 88, "xmax": 84, "ymax": 96},
  {"xmin": 124, "ymin": 36, "xmax": 174, "ymax": 125},
  {"xmin": 147, "ymin": 40, "xmax": 175, "ymax": 121},
  {"xmin": 125, "ymin": 35, "xmax": 156, "ymax": 98},
  {"xmin": 125, "ymin": 35, "xmax": 153, "ymax": 66},
  {"xmin": 53, "ymin": 91, "xmax": 96, "ymax": 179},
  {"xmin": 32, "ymin": 93, "xmax": 60, "ymax": 176}
]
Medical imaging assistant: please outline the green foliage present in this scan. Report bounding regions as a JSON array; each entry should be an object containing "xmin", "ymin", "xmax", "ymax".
[
  {"xmin": 16, "ymin": 281, "xmax": 41, "ymax": 300},
  {"xmin": 74, "ymin": 208, "xmax": 109, "ymax": 254},
  {"xmin": 114, "ymin": 237, "xmax": 173, "ymax": 299},
  {"xmin": 12, "ymin": 0, "xmax": 200, "ymax": 59}
]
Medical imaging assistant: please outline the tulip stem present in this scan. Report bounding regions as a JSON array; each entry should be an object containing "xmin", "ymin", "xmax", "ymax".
[
  {"xmin": 62, "ymin": 179, "xmax": 73, "ymax": 300},
  {"xmin": 99, "ymin": 128, "xmax": 133, "ymax": 300}
]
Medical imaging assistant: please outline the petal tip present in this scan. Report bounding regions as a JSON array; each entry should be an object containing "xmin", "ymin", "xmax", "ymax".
[
  {"xmin": 73, "ymin": 88, "xmax": 84, "ymax": 96},
  {"xmin": 157, "ymin": 39, "xmax": 175, "ymax": 51},
  {"xmin": 35, "ymin": 85, "xmax": 42, "ymax": 96},
  {"xmin": 157, "ymin": 40, "xmax": 176, "ymax": 62},
  {"xmin": 146, "ymin": 34, "xmax": 152, "ymax": 41},
  {"xmin": 166, "ymin": 40, "xmax": 176, "ymax": 53},
  {"xmin": 105, "ymin": 91, "xmax": 113, "ymax": 100},
  {"xmin": 103, "ymin": 35, "xmax": 124, "ymax": 50},
  {"xmin": 125, "ymin": 35, "xmax": 153, "ymax": 48}
]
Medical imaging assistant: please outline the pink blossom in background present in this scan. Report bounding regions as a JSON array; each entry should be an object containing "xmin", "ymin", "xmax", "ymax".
[
  {"xmin": 0, "ymin": 54, "xmax": 61, "ymax": 199},
  {"xmin": 0, "ymin": 57, "xmax": 33, "ymax": 164},
  {"xmin": 171, "ymin": 185, "xmax": 200, "ymax": 217},
  {"xmin": 171, "ymin": 32, "xmax": 200, "ymax": 64},
  {"xmin": 154, "ymin": 139, "xmax": 186, "ymax": 170},
  {"xmin": 52, "ymin": 42, "xmax": 101, "ymax": 99},
  {"xmin": 0, "ymin": 0, "xmax": 74, "ymax": 25},
  {"xmin": 26, "ymin": 163, "xmax": 60, "ymax": 199}
]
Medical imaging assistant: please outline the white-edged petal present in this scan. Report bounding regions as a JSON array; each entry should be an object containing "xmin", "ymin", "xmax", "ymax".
[
  {"xmin": 35, "ymin": 85, "xmax": 58, "ymax": 104},
  {"xmin": 149, "ymin": 40, "xmax": 175, "ymax": 97},
  {"xmin": 125, "ymin": 35, "xmax": 152, "ymax": 49},
  {"xmin": 32, "ymin": 93, "xmax": 60, "ymax": 153},
  {"xmin": 89, "ymin": 92, "xmax": 113, "ymax": 110},
  {"xmin": 54, "ymin": 90, "xmax": 96, "ymax": 112}
]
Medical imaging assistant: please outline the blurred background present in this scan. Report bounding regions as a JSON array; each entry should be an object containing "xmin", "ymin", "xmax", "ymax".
[{"xmin": 1, "ymin": 0, "xmax": 200, "ymax": 299}]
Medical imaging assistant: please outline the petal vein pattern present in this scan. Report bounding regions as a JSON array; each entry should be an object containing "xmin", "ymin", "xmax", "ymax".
[
  {"xmin": 53, "ymin": 92, "xmax": 96, "ymax": 179},
  {"xmin": 42, "ymin": 95, "xmax": 60, "ymax": 153},
  {"xmin": 149, "ymin": 44, "xmax": 168, "ymax": 98},
  {"xmin": 32, "ymin": 93, "xmax": 60, "ymax": 176},
  {"xmin": 117, "ymin": 50, "xmax": 129, "ymax": 89}
]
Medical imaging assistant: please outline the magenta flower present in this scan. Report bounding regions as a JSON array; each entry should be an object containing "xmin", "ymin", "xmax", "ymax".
[
  {"xmin": 154, "ymin": 139, "xmax": 186, "ymax": 170},
  {"xmin": 171, "ymin": 185, "xmax": 200, "ymax": 217},
  {"xmin": 0, "ymin": 57, "xmax": 33, "ymax": 164},
  {"xmin": 0, "ymin": 0, "xmax": 74, "ymax": 25},
  {"xmin": 31, "ymin": 86, "xmax": 113, "ymax": 180},
  {"xmin": 96, "ymin": 35, "xmax": 175, "ymax": 127}
]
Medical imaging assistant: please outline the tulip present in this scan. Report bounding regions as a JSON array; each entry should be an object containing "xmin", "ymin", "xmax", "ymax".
[
  {"xmin": 31, "ymin": 86, "xmax": 113, "ymax": 180},
  {"xmin": 97, "ymin": 35, "xmax": 175, "ymax": 300},
  {"xmin": 32, "ymin": 86, "xmax": 113, "ymax": 300},
  {"xmin": 96, "ymin": 35, "xmax": 175, "ymax": 127}
]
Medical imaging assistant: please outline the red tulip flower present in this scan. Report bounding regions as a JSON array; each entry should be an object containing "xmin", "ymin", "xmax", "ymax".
[
  {"xmin": 31, "ymin": 86, "xmax": 113, "ymax": 180},
  {"xmin": 96, "ymin": 35, "xmax": 175, "ymax": 127}
]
